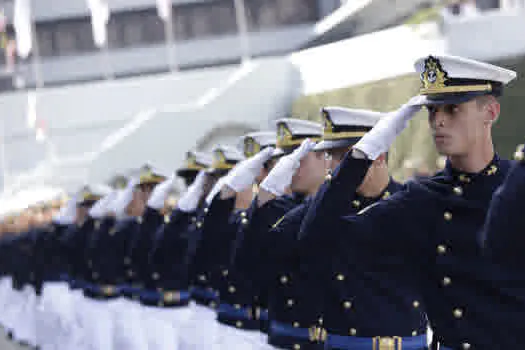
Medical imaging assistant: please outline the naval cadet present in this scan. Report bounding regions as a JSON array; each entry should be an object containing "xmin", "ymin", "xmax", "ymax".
[
  {"xmin": 265, "ymin": 108, "xmax": 417, "ymax": 350},
  {"xmin": 474, "ymin": 143, "xmax": 525, "ymax": 343},
  {"xmin": 298, "ymin": 55, "xmax": 518, "ymax": 349},
  {"xmin": 119, "ymin": 165, "xmax": 168, "ymax": 293},
  {"xmin": 0, "ymin": 215, "xmax": 38, "ymax": 347},
  {"xmin": 60, "ymin": 184, "xmax": 110, "ymax": 289},
  {"xmin": 216, "ymin": 119, "xmax": 323, "ymax": 349},
  {"xmin": 141, "ymin": 151, "xmax": 220, "ymax": 350},
  {"xmin": 187, "ymin": 144, "xmax": 245, "ymax": 308},
  {"xmin": 179, "ymin": 144, "xmax": 246, "ymax": 349},
  {"xmin": 109, "ymin": 168, "xmax": 176, "ymax": 350},
  {"xmin": 481, "ymin": 143, "xmax": 525, "ymax": 268},
  {"xmin": 33, "ymin": 194, "xmax": 81, "ymax": 350},
  {"xmin": 147, "ymin": 150, "xmax": 214, "ymax": 309},
  {"xmin": 82, "ymin": 175, "xmax": 130, "ymax": 301},
  {"xmin": 208, "ymin": 131, "xmax": 279, "ymax": 345}
]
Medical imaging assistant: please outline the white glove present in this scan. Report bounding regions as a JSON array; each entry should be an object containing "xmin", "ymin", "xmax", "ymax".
[
  {"xmin": 260, "ymin": 139, "xmax": 316, "ymax": 196},
  {"xmin": 223, "ymin": 147, "xmax": 275, "ymax": 193},
  {"xmin": 52, "ymin": 195, "xmax": 78, "ymax": 225},
  {"xmin": 89, "ymin": 190, "xmax": 118, "ymax": 219},
  {"xmin": 178, "ymin": 171, "xmax": 207, "ymax": 212},
  {"xmin": 147, "ymin": 175, "xmax": 175, "ymax": 210},
  {"xmin": 353, "ymin": 95, "xmax": 424, "ymax": 160},
  {"xmin": 112, "ymin": 178, "xmax": 139, "ymax": 218},
  {"xmin": 205, "ymin": 176, "xmax": 227, "ymax": 206}
]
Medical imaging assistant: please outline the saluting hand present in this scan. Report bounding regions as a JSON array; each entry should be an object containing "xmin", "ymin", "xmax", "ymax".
[
  {"xmin": 52, "ymin": 194, "xmax": 79, "ymax": 225},
  {"xmin": 89, "ymin": 190, "xmax": 118, "ymax": 219},
  {"xmin": 178, "ymin": 171, "xmax": 207, "ymax": 212},
  {"xmin": 353, "ymin": 95, "xmax": 424, "ymax": 160},
  {"xmin": 260, "ymin": 139, "xmax": 316, "ymax": 197},
  {"xmin": 112, "ymin": 178, "xmax": 139, "ymax": 218},
  {"xmin": 147, "ymin": 174, "xmax": 175, "ymax": 210},
  {"xmin": 222, "ymin": 147, "xmax": 275, "ymax": 194}
]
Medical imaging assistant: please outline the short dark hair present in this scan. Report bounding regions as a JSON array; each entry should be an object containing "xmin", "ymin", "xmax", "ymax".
[{"xmin": 475, "ymin": 94, "xmax": 499, "ymax": 108}]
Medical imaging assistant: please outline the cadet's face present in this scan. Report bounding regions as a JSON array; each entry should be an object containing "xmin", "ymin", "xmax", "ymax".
[
  {"xmin": 256, "ymin": 158, "xmax": 278, "ymax": 184},
  {"xmin": 75, "ymin": 206, "xmax": 88, "ymax": 224},
  {"xmin": 15, "ymin": 214, "xmax": 30, "ymax": 232},
  {"xmin": 202, "ymin": 173, "xmax": 219, "ymax": 197},
  {"xmin": 324, "ymin": 147, "xmax": 350, "ymax": 172},
  {"xmin": 428, "ymin": 98, "xmax": 494, "ymax": 157},
  {"xmin": 291, "ymin": 151, "xmax": 326, "ymax": 195},
  {"xmin": 183, "ymin": 174, "xmax": 198, "ymax": 187},
  {"xmin": 128, "ymin": 185, "xmax": 152, "ymax": 216}
]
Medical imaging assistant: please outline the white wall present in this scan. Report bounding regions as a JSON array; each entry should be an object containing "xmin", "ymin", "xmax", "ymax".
[
  {"xmin": 290, "ymin": 24, "xmax": 445, "ymax": 96},
  {"xmin": 1, "ymin": 57, "xmax": 299, "ymax": 193},
  {"xmin": 443, "ymin": 9, "xmax": 525, "ymax": 62}
]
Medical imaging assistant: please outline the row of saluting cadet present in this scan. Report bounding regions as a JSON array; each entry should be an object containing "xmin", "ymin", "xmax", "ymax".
[{"xmin": 0, "ymin": 54, "xmax": 524, "ymax": 350}]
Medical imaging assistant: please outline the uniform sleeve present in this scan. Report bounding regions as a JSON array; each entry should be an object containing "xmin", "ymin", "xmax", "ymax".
[
  {"xmin": 234, "ymin": 195, "xmax": 301, "ymax": 308},
  {"xmin": 298, "ymin": 153, "xmax": 372, "ymax": 241},
  {"xmin": 265, "ymin": 204, "xmax": 306, "ymax": 287},
  {"xmin": 298, "ymin": 154, "xmax": 421, "ymax": 265},
  {"xmin": 148, "ymin": 208, "xmax": 196, "ymax": 290},
  {"xmin": 149, "ymin": 208, "xmax": 194, "ymax": 266},
  {"xmin": 58, "ymin": 225, "xmax": 77, "ymax": 277},
  {"xmin": 127, "ymin": 208, "xmax": 165, "ymax": 286},
  {"xmin": 480, "ymin": 153, "xmax": 525, "ymax": 267},
  {"xmin": 189, "ymin": 196, "xmax": 236, "ymax": 288}
]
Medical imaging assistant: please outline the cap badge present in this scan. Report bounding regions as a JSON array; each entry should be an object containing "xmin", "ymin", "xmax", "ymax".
[
  {"xmin": 244, "ymin": 137, "xmax": 261, "ymax": 158},
  {"xmin": 277, "ymin": 123, "xmax": 293, "ymax": 147},
  {"xmin": 322, "ymin": 110, "xmax": 334, "ymax": 135},
  {"xmin": 421, "ymin": 56, "xmax": 448, "ymax": 94}
]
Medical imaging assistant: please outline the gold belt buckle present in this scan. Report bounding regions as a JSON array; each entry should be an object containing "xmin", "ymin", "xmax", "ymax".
[
  {"xmin": 163, "ymin": 291, "xmax": 181, "ymax": 303},
  {"xmin": 101, "ymin": 285, "xmax": 116, "ymax": 296},
  {"xmin": 372, "ymin": 336, "xmax": 402, "ymax": 350},
  {"xmin": 308, "ymin": 326, "xmax": 327, "ymax": 343}
]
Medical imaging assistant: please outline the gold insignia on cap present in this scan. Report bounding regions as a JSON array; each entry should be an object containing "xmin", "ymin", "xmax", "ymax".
[
  {"xmin": 185, "ymin": 153, "xmax": 199, "ymax": 169},
  {"xmin": 277, "ymin": 123, "xmax": 294, "ymax": 148},
  {"xmin": 322, "ymin": 110, "xmax": 334, "ymax": 134},
  {"xmin": 80, "ymin": 187, "xmax": 90, "ymax": 200},
  {"xmin": 78, "ymin": 187, "xmax": 101, "ymax": 203},
  {"xmin": 244, "ymin": 137, "xmax": 261, "ymax": 158},
  {"xmin": 420, "ymin": 56, "xmax": 448, "ymax": 94},
  {"xmin": 114, "ymin": 176, "xmax": 128, "ymax": 190},
  {"xmin": 141, "ymin": 166, "xmax": 153, "ymax": 180},
  {"xmin": 321, "ymin": 109, "xmax": 367, "ymax": 141},
  {"xmin": 211, "ymin": 149, "xmax": 233, "ymax": 170},
  {"xmin": 420, "ymin": 56, "xmax": 492, "ymax": 95},
  {"xmin": 139, "ymin": 165, "xmax": 165, "ymax": 185},
  {"xmin": 184, "ymin": 152, "xmax": 205, "ymax": 171}
]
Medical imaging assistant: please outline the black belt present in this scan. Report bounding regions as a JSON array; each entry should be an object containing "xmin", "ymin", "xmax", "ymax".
[
  {"xmin": 191, "ymin": 286, "xmax": 219, "ymax": 307},
  {"xmin": 119, "ymin": 284, "xmax": 143, "ymax": 300},
  {"xmin": 217, "ymin": 303, "xmax": 260, "ymax": 330},
  {"xmin": 326, "ymin": 333, "xmax": 428, "ymax": 350},
  {"xmin": 269, "ymin": 321, "xmax": 325, "ymax": 350}
]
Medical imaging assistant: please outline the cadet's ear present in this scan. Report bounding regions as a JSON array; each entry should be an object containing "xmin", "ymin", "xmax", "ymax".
[{"xmin": 479, "ymin": 95, "xmax": 500, "ymax": 125}]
